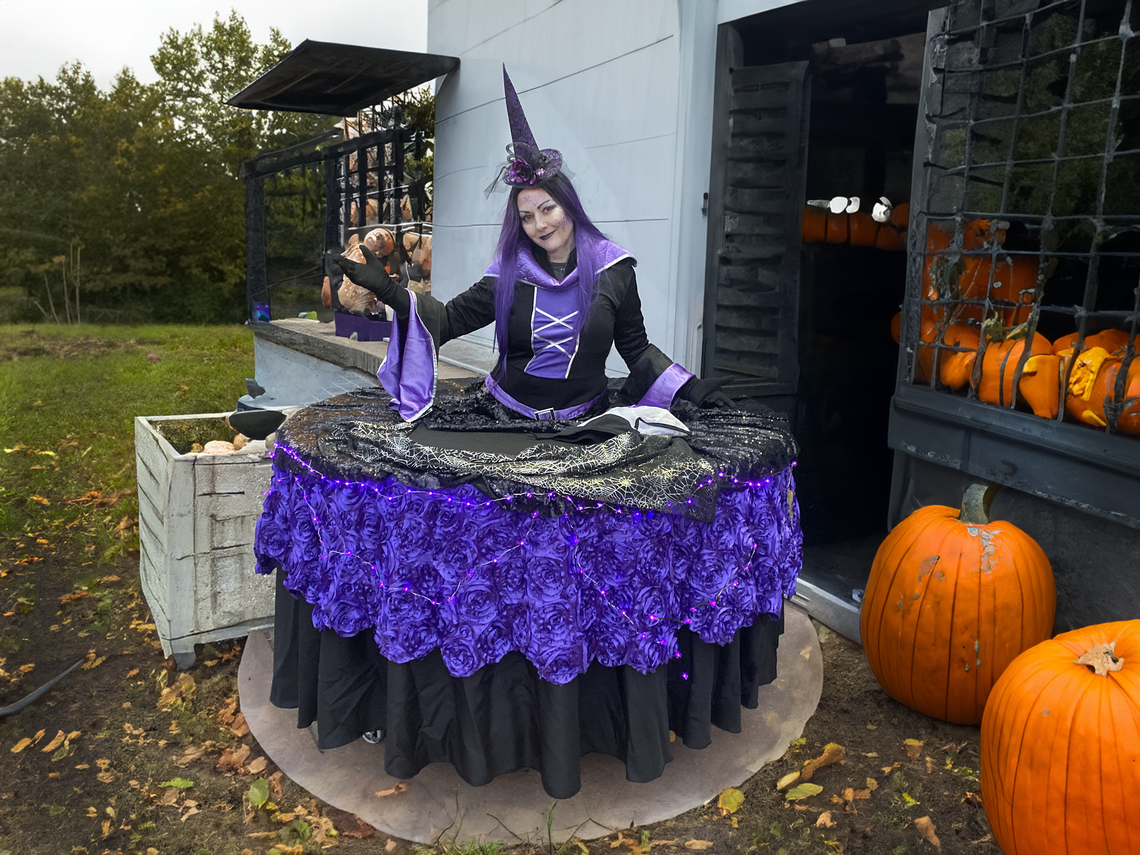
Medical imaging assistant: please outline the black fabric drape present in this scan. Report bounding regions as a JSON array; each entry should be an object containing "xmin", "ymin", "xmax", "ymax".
[{"xmin": 269, "ymin": 568, "xmax": 784, "ymax": 799}]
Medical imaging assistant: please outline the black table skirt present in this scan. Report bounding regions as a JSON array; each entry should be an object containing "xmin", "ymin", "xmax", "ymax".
[{"xmin": 268, "ymin": 568, "xmax": 785, "ymax": 799}]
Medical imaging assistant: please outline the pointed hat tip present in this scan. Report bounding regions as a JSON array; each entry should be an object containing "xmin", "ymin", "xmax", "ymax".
[{"xmin": 501, "ymin": 64, "xmax": 538, "ymax": 150}]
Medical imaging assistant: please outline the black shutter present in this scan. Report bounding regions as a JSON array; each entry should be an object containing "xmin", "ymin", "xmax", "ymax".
[{"xmin": 704, "ymin": 56, "xmax": 811, "ymax": 395}]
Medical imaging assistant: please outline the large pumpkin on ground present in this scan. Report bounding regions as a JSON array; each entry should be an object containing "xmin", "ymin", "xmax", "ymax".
[
  {"xmin": 981, "ymin": 620, "xmax": 1140, "ymax": 855},
  {"xmin": 859, "ymin": 485, "xmax": 1056, "ymax": 724}
]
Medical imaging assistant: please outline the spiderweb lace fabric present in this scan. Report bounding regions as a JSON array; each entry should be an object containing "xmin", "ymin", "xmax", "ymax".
[{"xmin": 276, "ymin": 382, "xmax": 798, "ymax": 523}]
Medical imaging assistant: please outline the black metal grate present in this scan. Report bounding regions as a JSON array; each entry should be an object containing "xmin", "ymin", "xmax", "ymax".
[
  {"xmin": 243, "ymin": 127, "xmax": 430, "ymax": 319},
  {"xmin": 901, "ymin": 0, "xmax": 1140, "ymax": 437}
]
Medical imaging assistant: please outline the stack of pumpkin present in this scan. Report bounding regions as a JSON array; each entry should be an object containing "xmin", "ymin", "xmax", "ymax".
[
  {"xmin": 890, "ymin": 219, "xmax": 1139, "ymax": 435},
  {"xmin": 859, "ymin": 484, "xmax": 1139, "ymax": 854},
  {"xmin": 801, "ymin": 195, "xmax": 908, "ymax": 250}
]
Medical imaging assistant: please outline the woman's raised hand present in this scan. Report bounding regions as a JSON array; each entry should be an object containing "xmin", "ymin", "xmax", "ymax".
[{"xmin": 334, "ymin": 245, "xmax": 399, "ymax": 303}]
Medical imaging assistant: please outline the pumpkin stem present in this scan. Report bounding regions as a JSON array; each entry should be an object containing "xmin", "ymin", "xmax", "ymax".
[
  {"xmin": 1075, "ymin": 642, "xmax": 1124, "ymax": 676},
  {"xmin": 959, "ymin": 483, "xmax": 1002, "ymax": 525}
]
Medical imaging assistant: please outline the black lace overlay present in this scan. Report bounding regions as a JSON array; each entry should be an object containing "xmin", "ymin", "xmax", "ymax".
[{"xmin": 275, "ymin": 382, "xmax": 798, "ymax": 524}]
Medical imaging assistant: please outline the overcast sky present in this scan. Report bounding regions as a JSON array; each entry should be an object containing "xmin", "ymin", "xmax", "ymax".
[{"xmin": 0, "ymin": 0, "xmax": 428, "ymax": 90}]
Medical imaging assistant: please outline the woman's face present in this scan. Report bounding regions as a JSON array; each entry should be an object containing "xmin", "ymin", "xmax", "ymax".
[{"xmin": 516, "ymin": 188, "xmax": 576, "ymax": 264}]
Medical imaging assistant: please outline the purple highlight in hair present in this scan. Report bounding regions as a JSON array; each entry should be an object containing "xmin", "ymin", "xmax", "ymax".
[{"xmin": 492, "ymin": 173, "xmax": 609, "ymax": 358}]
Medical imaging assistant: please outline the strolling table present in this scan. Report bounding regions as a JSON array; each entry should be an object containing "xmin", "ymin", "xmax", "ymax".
[{"xmin": 254, "ymin": 383, "xmax": 802, "ymax": 799}]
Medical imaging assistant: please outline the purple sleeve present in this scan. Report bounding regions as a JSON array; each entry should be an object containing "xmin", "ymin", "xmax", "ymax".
[
  {"xmin": 377, "ymin": 292, "xmax": 438, "ymax": 421},
  {"xmin": 637, "ymin": 362, "xmax": 694, "ymax": 409}
]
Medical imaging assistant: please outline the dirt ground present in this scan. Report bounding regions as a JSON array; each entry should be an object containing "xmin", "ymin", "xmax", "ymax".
[{"xmin": 0, "ymin": 532, "xmax": 998, "ymax": 855}]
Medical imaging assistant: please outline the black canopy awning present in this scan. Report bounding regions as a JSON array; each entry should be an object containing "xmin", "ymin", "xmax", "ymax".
[{"xmin": 228, "ymin": 40, "xmax": 459, "ymax": 116}]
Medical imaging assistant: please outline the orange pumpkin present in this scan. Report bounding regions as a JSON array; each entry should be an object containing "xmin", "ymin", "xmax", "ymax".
[
  {"xmin": 825, "ymin": 210, "xmax": 849, "ymax": 244},
  {"xmin": 874, "ymin": 222, "xmax": 907, "ymax": 251},
  {"xmin": 981, "ymin": 620, "xmax": 1140, "ymax": 855},
  {"xmin": 801, "ymin": 205, "xmax": 826, "ymax": 243},
  {"xmin": 1062, "ymin": 348, "xmax": 1140, "ymax": 434},
  {"xmin": 938, "ymin": 323, "xmax": 980, "ymax": 391},
  {"xmin": 956, "ymin": 254, "xmax": 1037, "ymax": 325},
  {"xmin": 860, "ymin": 484, "xmax": 1056, "ymax": 724},
  {"xmin": 976, "ymin": 332, "xmax": 1052, "ymax": 408},
  {"xmin": 1052, "ymin": 328, "xmax": 1131, "ymax": 356},
  {"xmin": 847, "ymin": 210, "xmax": 879, "ymax": 246}
]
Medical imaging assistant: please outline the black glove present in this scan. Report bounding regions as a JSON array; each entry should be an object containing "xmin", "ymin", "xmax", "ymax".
[
  {"xmin": 332, "ymin": 245, "xmax": 410, "ymax": 316},
  {"xmin": 678, "ymin": 376, "xmax": 735, "ymax": 408}
]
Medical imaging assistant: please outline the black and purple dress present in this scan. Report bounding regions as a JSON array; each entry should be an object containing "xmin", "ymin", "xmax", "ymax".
[{"xmin": 255, "ymin": 239, "xmax": 803, "ymax": 798}]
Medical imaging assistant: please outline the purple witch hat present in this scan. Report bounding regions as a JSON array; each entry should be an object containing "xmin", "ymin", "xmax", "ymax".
[{"xmin": 491, "ymin": 66, "xmax": 563, "ymax": 190}]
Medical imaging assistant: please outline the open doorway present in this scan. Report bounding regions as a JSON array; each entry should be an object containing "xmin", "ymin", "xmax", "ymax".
[{"xmin": 704, "ymin": 0, "xmax": 944, "ymax": 634}]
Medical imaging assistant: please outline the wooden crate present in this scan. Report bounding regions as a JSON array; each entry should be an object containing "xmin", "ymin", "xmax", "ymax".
[{"xmin": 135, "ymin": 414, "xmax": 275, "ymax": 667}]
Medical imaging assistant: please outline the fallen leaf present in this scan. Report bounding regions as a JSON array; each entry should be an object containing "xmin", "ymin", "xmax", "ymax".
[
  {"xmin": 785, "ymin": 783, "xmax": 823, "ymax": 801},
  {"xmin": 97, "ymin": 772, "xmax": 115, "ymax": 783},
  {"xmin": 776, "ymin": 770, "xmax": 801, "ymax": 790},
  {"xmin": 229, "ymin": 712, "xmax": 250, "ymax": 738},
  {"xmin": 10, "ymin": 738, "xmax": 32, "ymax": 754},
  {"xmin": 905, "ymin": 738, "xmax": 924, "ymax": 759},
  {"xmin": 247, "ymin": 755, "xmax": 267, "ymax": 775},
  {"xmin": 41, "ymin": 731, "xmax": 67, "ymax": 753},
  {"xmin": 246, "ymin": 778, "xmax": 270, "ymax": 812},
  {"xmin": 81, "ymin": 655, "xmax": 107, "ymax": 670},
  {"xmin": 718, "ymin": 786, "xmax": 744, "ymax": 814},
  {"xmin": 158, "ymin": 673, "xmax": 195, "ymax": 708},
  {"xmin": 159, "ymin": 789, "xmax": 179, "ymax": 806},
  {"xmin": 374, "ymin": 782, "xmax": 409, "ymax": 798},
  {"xmin": 216, "ymin": 744, "xmax": 250, "ymax": 773},
  {"xmin": 915, "ymin": 815, "xmax": 942, "ymax": 852},
  {"xmin": 684, "ymin": 842, "xmax": 714, "ymax": 851},
  {"xmin": 267, "ymin": 771, "xmax": 284, "ymax": 799},
  {"xmin": 31, "ymin": 729, "xmax": 46, "ymax": 745},
  {"xmin": 816, "ymin": 811, "xmax": 836, "ymax": 829},
  {"xmin": 159, "ymin": 778, "xmax": 195, "ymax": 790},
  {"xmin": 865, "ymin": 778, "xmax": 879, "ymax": 791}
]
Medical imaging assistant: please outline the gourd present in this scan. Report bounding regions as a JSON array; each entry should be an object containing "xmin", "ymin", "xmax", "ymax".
[
  {"xmin": 859, "ymin": 484, "xmax": 1056, "ymax": 724},
  {"xmin": 980, "ymin": 620, "xmax": 1140, "ymax": 855},
  {"xmin": 976, "ymin": 327, "xmax": 1052, "ymax": 408}
]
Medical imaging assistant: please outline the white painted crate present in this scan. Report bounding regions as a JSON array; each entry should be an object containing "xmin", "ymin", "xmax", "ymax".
[{"xmin": 135, "ymin": 413, "xmax": 275, "ymax": 667}]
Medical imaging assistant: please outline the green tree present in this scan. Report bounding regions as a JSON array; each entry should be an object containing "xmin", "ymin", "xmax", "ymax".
[{"xmin": 0, "ymin": 12, "xmax": 337, "ymax": 323}]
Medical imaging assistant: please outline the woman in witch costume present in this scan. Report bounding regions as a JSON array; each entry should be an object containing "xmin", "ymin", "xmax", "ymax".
[
  {"xmin": 334, "ymin": 67, "xmax": 731, "ymax": 420},
  {"xmin": 260, "ymin": 67, "xmax": 801, "ymax": 800}
]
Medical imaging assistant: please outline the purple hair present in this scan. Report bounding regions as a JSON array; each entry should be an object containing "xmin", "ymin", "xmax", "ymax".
[{"xmin": 491, "ymin": 173, "xmax": 609, "ymax": 357}]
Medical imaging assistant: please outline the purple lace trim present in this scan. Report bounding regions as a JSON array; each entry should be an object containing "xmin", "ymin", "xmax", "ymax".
[{"xmin": 254, "ymin": 462, "xmax": 802, "ymax": 684}]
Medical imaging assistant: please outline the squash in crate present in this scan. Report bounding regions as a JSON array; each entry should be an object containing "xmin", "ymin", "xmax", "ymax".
[
  {"xmin": 859, "ymin": 484, "xmax": 1056, "ymax": 724},
  {"xmin": 981, "ymin": 620, "xmax": 1140, "ymax": 855}
]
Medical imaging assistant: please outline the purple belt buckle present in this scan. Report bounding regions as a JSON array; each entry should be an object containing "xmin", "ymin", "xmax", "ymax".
[{"xmin": 534, "ymin": 407, "xmax": 556, "ymax": 421}]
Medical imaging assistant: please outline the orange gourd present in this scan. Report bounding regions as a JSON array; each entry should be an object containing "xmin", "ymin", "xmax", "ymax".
[
  {"xmin": 860, "ymin": 484, "xmax": 1056, "ymax": 725},
  {"xmin": 981, "ymin": 620, "xmax": 1140, "ymax": 855},
  {"xmin": 801, "ymin": 205, "xmax": 826, "ymax": 243},
  {"xmin": 976, "ymin": 332, "xmax": 1051, "ymax": 408},
  {"xmin": 938, "ymin": 323, "xmax": 980, "ymax": 391},
  {"xmin": 1017, "ymin": 354, "xmax": 1062, "ymax": 419}
]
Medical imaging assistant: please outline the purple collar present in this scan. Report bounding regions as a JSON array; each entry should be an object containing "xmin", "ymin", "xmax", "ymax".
[{"xmin": 484, "ymin": 240, "xmax": 632, "ymax": 291}]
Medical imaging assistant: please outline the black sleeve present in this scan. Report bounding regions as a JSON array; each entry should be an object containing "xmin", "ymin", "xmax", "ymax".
[
  {"xmin": 410, "ymin": 276, "xmax": 498, "ymax": 347},
  {"xmin": 612, "ymin": 265, "xmax": 675, "ymax": 376}
]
